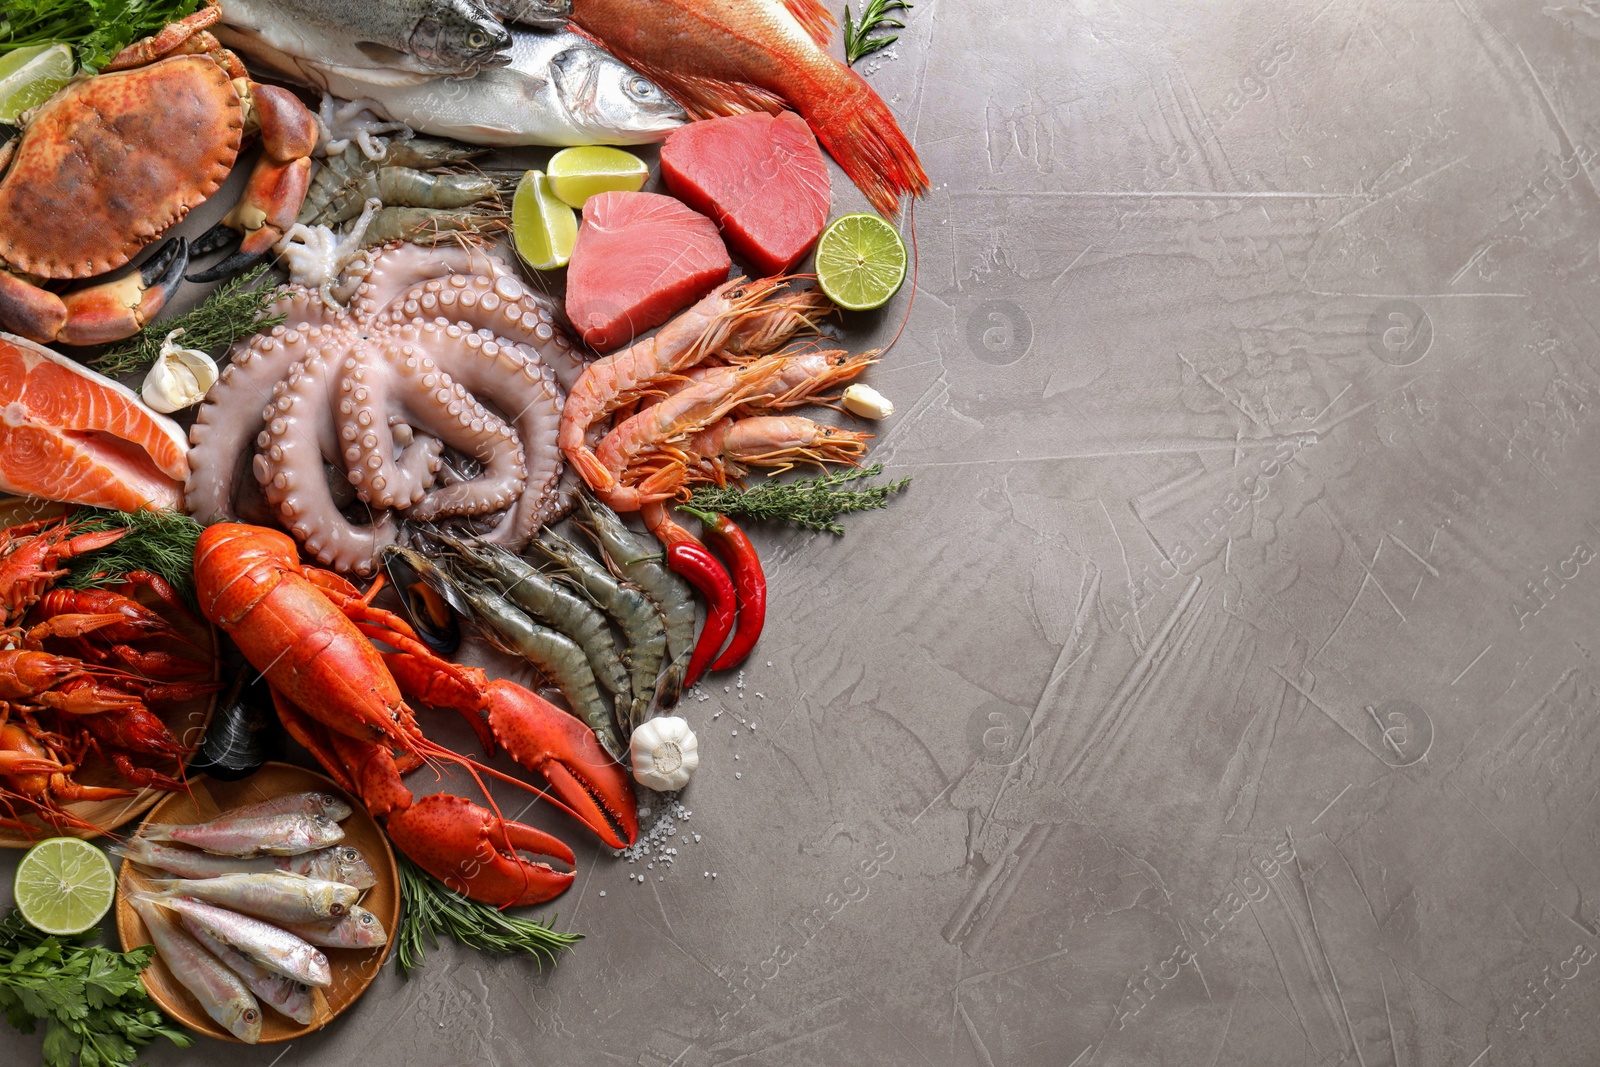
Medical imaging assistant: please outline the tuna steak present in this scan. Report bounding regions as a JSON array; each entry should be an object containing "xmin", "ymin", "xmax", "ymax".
[
  {"xmin": 566, "ymin": 192, "xmax": 731, "ymax": 352},
  {"xmin": 0, "ymin": 332, "xmax": 188, "ymax": 510},
  {"xmin": 660, "ymin": 111, "xmax": 831, "ymax": 276}
]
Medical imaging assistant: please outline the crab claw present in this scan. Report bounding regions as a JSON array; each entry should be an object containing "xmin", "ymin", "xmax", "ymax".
[
  {"xmin": 55, "ymin": 237, "xmax": 188, "ymax": 347},
  {"xmin": 189, "ymin": 220, "xmax": 243, "ymax": 259},
  {"xmin": 485, "ymin": 679, "xmax": 639, "ymax": 849},
  {"xmin": 385, "ymin": 793, "xmax": 576, "ymax": 907}
]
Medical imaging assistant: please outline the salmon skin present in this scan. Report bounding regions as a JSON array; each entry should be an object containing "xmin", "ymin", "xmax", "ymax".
[
  {"xmin": 661, "ymin": 111, "xmax": 831, "ymax": 276},
  {"xmin": 567, "ymin": 191, "xmax": 731, "ymax": 352},
  {"xmin": 0, "ymin": 332, "xmax": 188, "ymax": 511},
  {"xmin": 568, "ymin": 0, "xmax": 927, "ymax": 216}
]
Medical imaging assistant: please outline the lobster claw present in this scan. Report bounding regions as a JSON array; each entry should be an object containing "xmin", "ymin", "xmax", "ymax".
[
  {"xmin": 484, "ymin": 679, "xmax": 639, "ymax": 850},
  {"xmin": 385, "ymin": 793, "xmax": 576, "ymax": 907}
]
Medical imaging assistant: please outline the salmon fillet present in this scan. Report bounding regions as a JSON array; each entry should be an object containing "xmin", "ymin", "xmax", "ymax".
[{"xmin": 0, "ymin": 333, "xmax": 189, "ymax": 511}]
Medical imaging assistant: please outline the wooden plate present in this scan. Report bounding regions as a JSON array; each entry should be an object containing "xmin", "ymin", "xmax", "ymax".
[
  {"xmin": 0, "ymin": 498, "xmax": 218, "ymax": 847},
  {"xmin": 115, "ymin": 763, "xmax": 400, "ymax": 1044}
]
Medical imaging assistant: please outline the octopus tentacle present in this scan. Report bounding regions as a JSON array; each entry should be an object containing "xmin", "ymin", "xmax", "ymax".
[
  {"xmin": 255, "ymin": 349, "xmax": 397, "ymax": 576},
  {"xmin": 338, "ymin": 330, "xmax": 526, "ymax": 518},
  {"xmin": 187, "ymin": 313, "xmax": 323, "ymax": 523},
  {"xmin": 355, "ymin": 241, "xmax": 516, "ymax": 320},
  {"xmin": 409, "ymin": 320, "xmax": 563, "ymax": 545}
]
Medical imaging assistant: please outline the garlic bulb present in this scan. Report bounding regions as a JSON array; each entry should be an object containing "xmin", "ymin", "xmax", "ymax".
[
  {"xmin": 842, "ymin": 383, "xmax": 894, "ymax": 419},
  {"xmin": 142, "ymin": 330, "xmax": 219, "ymax": 413},
  {"xmin": 630, "ymin": 716, "xmax": 700, "ymax": 791}
]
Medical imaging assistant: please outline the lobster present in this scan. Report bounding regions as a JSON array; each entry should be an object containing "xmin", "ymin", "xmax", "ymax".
[{"xmin": 193, "ymin": 523, "xmax": 639, "ymax": 907}]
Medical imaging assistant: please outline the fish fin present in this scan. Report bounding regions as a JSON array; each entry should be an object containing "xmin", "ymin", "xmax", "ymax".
[
  {"xmin": 137, "ymin": 824, "xmax": 176, "ymax": 843},
  {"xmin": 623, "ymin": 60, "xmax": 789, "ymax": 119},
  {"xmin": 782, "ymin": 0, "xmax": 838, "ymax": 47},
  {"xmin": 801, "ymin": 70, "xmax": 928, "ymax": 215}
]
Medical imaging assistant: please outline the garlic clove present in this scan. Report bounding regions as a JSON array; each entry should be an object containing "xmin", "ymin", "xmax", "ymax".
[
  {"xmin": 142, "ymin": 330, "xmax": 220, "ymax": 413},
  {"xmin": 842, "ymin": 383, "xmax": 894, "ymax": 420},
  {"xmin": 630, "ymin": 715, "xmax": 700, "ymax": 791}
]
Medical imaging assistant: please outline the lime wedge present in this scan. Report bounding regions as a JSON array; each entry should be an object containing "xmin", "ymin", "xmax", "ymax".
[
  {"xmin": 547, "ymin": 146, "xmax": 649, "ymax": 209},
  {"xmin": 14, "ymin": 837, "xmax": 116, "ymax": 936},
  {"xmin": 0, "ymin": 44, "xmax": 73, "ymax": 124},
  {"xmin": 815, "ymin": 213, "xmax": 908, "ymax": 311},
  {"xmin": 512, "ymin": 170, "xmax": 579, "ymax": 271}
]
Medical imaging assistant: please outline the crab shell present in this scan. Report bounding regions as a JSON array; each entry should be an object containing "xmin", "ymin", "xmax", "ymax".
[{"xmin": 0, "ymin": 56, "xmax": 242, "ymax": 280}]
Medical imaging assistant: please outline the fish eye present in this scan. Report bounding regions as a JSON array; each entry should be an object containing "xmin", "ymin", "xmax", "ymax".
[
  {"xmin": 626, "ymin": 76, "xmax": 658, "ymax": 100},
  {"xmin": 341, "ymin": 848, "xmax": 359, "ymax": 860},
  {"xmin": 469, "ymin": 32, "xmax": 488, "ymax": 48},
  {"xmin": 360, "ymin": 913, "xmax": 374, "ymax": 924},
  {"xmin": 245, "ymin": 1009, "xmax": 260, "ymax": 1022},
  {"xmin": 330, "ymin": 903, "xmax": 347, "ymax": 916}
]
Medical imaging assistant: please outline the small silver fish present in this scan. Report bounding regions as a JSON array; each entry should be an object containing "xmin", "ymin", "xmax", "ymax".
[
  {"xmin": 225, "ymin": 29, "xmax": 686, "ymax": 146},
  {"xmin": 227, "ymin": 791, "xmax": 354, "ymax": 823},
  {"xmin": 131, "ymin": 896, "xmax": 264, "ymax": 1043},
  {"xmin": 114, "ymin": 840, "xmax": 378, "ymax": 889},
  {"xmin": 152, "ymin": 896, "xmax": 333, "ymax": 988},
  {"xmin": 217, "ymin": 0, "xmax": 511, "ymax": 83},
  {"xmin": 476, "ymin": 0, "xmax": 571, "ymax": 30},
  {"xmin": 149, "ymin": 873, "xmax": 359, "ymax": 924},
  {"xmin": 281, "ymin": 905, "xmax": 390, "ymax": 949},
  {"xmin": 139, "ymin": 814, "xmax": 345, "ymax": 857},
  {"xmin": 186, "ymin": 921, "xmax": 317, "ymax": 1026}
]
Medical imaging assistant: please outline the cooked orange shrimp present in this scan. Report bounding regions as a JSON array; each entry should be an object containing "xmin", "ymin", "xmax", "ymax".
[
  {"xmin": 559, "ymin": 278, "xmax": 831, "ymax": 493},
  {"xmin": 681, "ymin": 415, "xmax": 873, "ymax": 480},
  {"xmin": 593, "ymin": 358, "xmax": 788, "ymax": 511}
]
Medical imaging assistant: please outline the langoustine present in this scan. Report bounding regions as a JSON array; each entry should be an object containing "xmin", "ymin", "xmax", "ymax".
[{"xmin": 187, "ymin": 242, "xmax": 585, "ymax": 575}]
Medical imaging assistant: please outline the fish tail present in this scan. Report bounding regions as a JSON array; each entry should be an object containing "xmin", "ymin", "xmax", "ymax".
[
  {"xmin": 138, "ymin": 823, "xmax": 177, "ymax": 843},
  {"xmin": 803, "ymin": 71, "xmax": 928, "ymax": 216}
]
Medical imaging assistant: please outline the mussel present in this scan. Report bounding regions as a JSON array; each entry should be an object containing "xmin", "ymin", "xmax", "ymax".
[
  {"xmin": 380, "ymin": 544, "xmax": 466, "ymax": 654},
  {"xmin": 190, "ymin": 665, "xmax": 282, "ymax": 780}
]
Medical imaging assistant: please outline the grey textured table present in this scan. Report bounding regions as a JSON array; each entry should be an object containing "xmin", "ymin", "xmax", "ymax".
[{"xmin": 8, "ymin": 0, "xmax": 1600, "ymax": 1064}]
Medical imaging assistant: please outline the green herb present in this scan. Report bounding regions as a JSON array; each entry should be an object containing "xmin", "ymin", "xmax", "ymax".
[
  {"xmin": 92, "ymin": 264, "xmax": 284, "ymax": 377},
  {"xmin": 0, "ymin": 0, "xmax": 200, "ymax": 71},
  {"xmin": 0, "ymin": 909, "xmax": 191, "ymax": 1067},
  {"xmin": 684, "ymin": 463, "xmax": 910, "ymax": 534},
  {"xmin": 395, "ymin": 855, "xmax": 581, "ymax": 977},
  {"xmin": 843, "ymin": 0, "xmax": 911, "ymax": 65},
  {"xmin": 61, "ymin": 507, "xmax": 204, "ymax": 602}
]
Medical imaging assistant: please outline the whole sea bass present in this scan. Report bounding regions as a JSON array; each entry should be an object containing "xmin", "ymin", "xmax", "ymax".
[
  {"xmin": 217, "ymin": 0, "xmax": 511, "ymax": 83},
  {"xmin": 568, "ymin": 0, "xmax": 928, "ymax": 213},
  {"xmin": 220, "ymin": 25, "xmax": 686, "ymax": 146}
]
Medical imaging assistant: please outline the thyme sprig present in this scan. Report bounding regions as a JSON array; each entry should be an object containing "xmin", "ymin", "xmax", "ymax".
[
  {"xmin": 91, "ymin": 264, "xmax": 283, "ymax": 377},
  {"xmin": 843, "ymin": 0, "xmax": 912, "ymax": 65},
  {"xmin": 395, "ymin": 856, "xmax": 581, "ymax": 977},
  {"xmin": 685, "ymin": 463, "xmax": 910, "ymax": 534}
]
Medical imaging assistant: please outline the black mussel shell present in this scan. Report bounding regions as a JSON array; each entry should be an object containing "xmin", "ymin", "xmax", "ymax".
[
  {"xmin": 381, "ymin": 545, "xmax": 464, "ymax": 655},
  {"xmin": 190, "ymin": 669, "xmax": 281, "ymax": 781}
]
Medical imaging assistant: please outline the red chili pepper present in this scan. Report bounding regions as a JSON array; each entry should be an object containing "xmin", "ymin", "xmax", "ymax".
[
  {"xmin": 683, "ymin": 510, "xmax": 766, "ymax": 672},
  {"xmin": 667, "ymin": 540, "xmax": 737, "ymax": 689}
]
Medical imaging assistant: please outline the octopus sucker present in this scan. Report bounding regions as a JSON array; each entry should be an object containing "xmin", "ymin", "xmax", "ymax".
[{"xmin": 187, "ymin": 242, "xmax": 579, "ymax": 572}]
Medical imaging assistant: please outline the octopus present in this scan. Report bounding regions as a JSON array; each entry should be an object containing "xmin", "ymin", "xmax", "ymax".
[{"xmin": 187, "ymin": 241, "xmax": 590, "ymax": 574}]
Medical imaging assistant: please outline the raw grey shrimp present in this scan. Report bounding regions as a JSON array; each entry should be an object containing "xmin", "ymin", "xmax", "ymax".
[
  {"xmin": 531, "ymin": 531, "xmax": 668, "ymax": 736},
  {"xmin": 576, "ymin": 494, "xmax": 695, "ymax": 716}
]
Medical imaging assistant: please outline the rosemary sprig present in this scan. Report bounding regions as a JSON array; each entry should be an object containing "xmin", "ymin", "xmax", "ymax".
[
  {"xmin": 843, "ymin": 0, "xmax": 911, "ymax": 65},
  {"xmin": 684, "ymin": 463, "xmax": 910, "ymax": 534},
  {"xmin": 61, "ymin": 507, "xmax": 204, "ymax": 602},
  {"xmin": 395, "ymin": 855, "xmax": 581, "ymax": 977},
  {"xmin": 91, "ymin": 264, "xmax": 284, "ymax": 377}
]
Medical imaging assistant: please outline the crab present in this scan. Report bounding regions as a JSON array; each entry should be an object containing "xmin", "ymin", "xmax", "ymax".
[{"xmin": 0, "ymin": 0, "xmax": 317, "ymax": 346}]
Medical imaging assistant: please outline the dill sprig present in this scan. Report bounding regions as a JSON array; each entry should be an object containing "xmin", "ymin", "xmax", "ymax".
[
  {"xmin": 61, "ymin": 508, "xmax": 204, "ymax": 602},
  {"xmin": 843, "ymin": 0, "xmax": 911, "ymax": 65},
  {"xmin": 395, "ymin": 855, "xmax": 581, "ymax": 977},
  {"xmin": 684, "ymin": 463, "xmax": 910, "ymax": 534},
  {"xmin": 91, "ymin": 264, "xmax": 284, "ymax": 377},
  {"xmin": 0, "ymin": 0, "xmax": 201, "ymax": 71}
]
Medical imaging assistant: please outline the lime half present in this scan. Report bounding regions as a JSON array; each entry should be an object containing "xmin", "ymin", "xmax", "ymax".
[
  {"xmin": 548, "ymin": 146, "xmax": 649, "ymax": 209},
  {"xmin": 14, "ymin": 837, "xmax": 116, "ymax": 935},
  {"xmin": 0, "ymin": 44, "xmax": 73, "ymax": 123},
  {"xmin": 815, "ymin": 213, "xmax": 908, "ymax": 311},
  {"xmin": 512, "ymin": 170, "xmax": 579, "ymax": 271}
]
